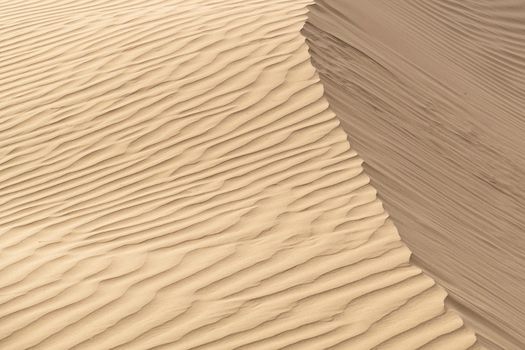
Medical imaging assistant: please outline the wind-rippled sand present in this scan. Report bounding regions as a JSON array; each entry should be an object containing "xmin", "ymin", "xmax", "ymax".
[{"xmin": 0, "ymin": 0, "xmax": 478, "ymax": 349}]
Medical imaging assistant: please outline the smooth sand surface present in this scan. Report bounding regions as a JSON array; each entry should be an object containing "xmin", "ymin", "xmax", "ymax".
[
  {"xmin": 303, "ymin": 1, "xmax": 525, "ymax": 349},
  {"xmin": 0, "ymin": 0, "xmax": 478, "ymax": 349}
]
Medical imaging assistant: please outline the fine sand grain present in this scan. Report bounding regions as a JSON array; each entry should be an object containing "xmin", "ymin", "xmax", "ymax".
[
  {"xmin": 303, "ymin": 1, "xmax": 525, "ymax": 349},
  {"xmin": 0, "ymin": 0, "xmax": 478, "ymax": 349}
]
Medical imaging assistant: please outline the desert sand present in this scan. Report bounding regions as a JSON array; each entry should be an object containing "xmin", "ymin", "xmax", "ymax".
[
  {"xmin": 0, "ymin": 0, "xmax": 480, "ymax": 349},
  {"xmin": 304, "ymin": 1, "xmax": 525, "ymax": 349}
]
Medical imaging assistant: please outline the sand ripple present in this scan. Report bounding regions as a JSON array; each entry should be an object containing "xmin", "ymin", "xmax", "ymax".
[{"xmin": 0, "ymin": 0, "xmax": 477, "ymax": 349}]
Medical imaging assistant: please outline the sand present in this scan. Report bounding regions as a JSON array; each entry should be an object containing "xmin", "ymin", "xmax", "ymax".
[
  {"xmin": 0, "ymin": 0, "xmax": 479, "ymax": 349},
  {"xmin": 303, "ymin": 1, "xmax": 525, "ymax": 349}
]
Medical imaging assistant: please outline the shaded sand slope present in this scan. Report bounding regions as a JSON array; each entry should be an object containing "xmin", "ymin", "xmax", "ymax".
[
  {"xmin": 0, "ymin": 0, "xmax": 478, "ymax": 349},
  {"xmin": 303, "ymin": 1, "xmax": 525, "ymax": 349}
]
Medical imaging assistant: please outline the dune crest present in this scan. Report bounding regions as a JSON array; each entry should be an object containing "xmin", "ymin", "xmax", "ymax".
[
  {"xmin": 303, "ymin": 1, "xmax": 525, "ymax": 349},
  {"xmin": 0, "ymin": 0, "xmax": 478, "ymax": 349}
]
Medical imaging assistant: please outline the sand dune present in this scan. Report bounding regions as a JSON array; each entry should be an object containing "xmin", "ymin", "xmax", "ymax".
[
  {"xmin": 0, "ymin": 0, "xmax": 479, "ymax": 349},
  {"xmin": 303, "ymin": 1, "xmax": 525, "ymax": 349}
]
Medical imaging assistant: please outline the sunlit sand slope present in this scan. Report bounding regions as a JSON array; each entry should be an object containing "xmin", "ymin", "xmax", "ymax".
[
  {"xmin": 0, "ymin": 0, "xmax": 477, "ymax": 349},
  {"xmin": 303, "ymin": 1, "xmax": 525, "ymax": 349}
]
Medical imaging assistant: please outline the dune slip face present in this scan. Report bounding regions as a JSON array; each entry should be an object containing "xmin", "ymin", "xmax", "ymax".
[
  {"xmin": 1, "ymin": 0, "xmax": 477, "ymax": 349},
  {"xmin": 303, "ymin": 1, "xmax": 525, "ymax": 349}
]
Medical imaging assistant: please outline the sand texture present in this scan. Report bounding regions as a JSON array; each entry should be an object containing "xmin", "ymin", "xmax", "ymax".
[
  {"xmin": 303, "ymin": 1, "xmax": 525, "ymax": 349},
  {"xmin": 0, "ymin": 0, "xmax": 479, "ymax": 349}
]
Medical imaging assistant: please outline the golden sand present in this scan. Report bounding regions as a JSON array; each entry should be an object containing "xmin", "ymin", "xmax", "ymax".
[{"xmin": 0, "ymin": 0, "xmax": 478, "ymax": 348}]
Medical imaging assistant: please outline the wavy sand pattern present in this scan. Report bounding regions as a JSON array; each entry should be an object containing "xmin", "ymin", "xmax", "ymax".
[
  {"xmin": 303, "ymin": 1, "xmax": 525, "ymax": 349},
  {"xmin": 0, "ymin": 0, "xmax": 478, "ymax": 349}
]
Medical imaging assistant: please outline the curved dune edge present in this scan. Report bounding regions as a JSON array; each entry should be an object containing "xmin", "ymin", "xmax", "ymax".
[
  {"xmin": 0, "ymin": 0, "xmax": 478, "ymax": 349},
  {"xmin": 302, "ymin": 1, "xmax": 525, "ymax": 349}
]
